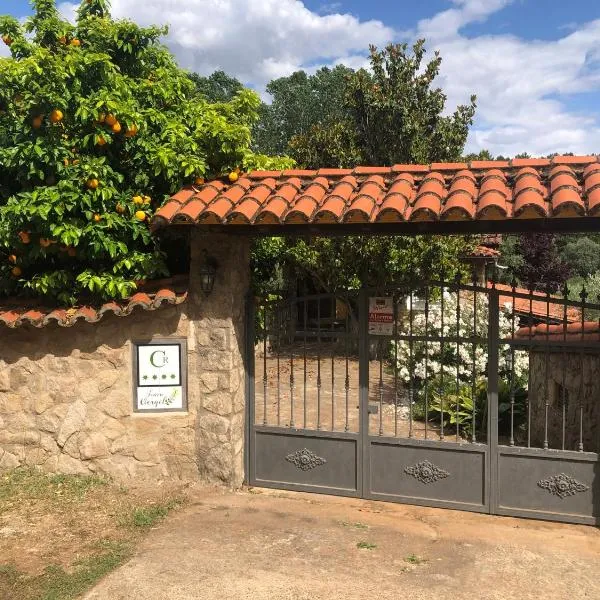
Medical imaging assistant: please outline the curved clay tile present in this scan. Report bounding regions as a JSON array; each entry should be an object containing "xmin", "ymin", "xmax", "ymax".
[
  {"xmin": 510, "ymin": 158, "xmax": 550, "ymax": 168},
  {"xmin": 410, "ymin": 195, "xmax": 441, "ymax": 221},
  {"xmin": 583, "ymin": 171, "xmax": 600, "ymax": 192},
  {"xmin": 448, "ymin": 176, "xmax": 476, "ymax": 198},
  {"xmin": 514, "ymin": 167, "xmax": 542, "ymax": 181},
  {"xmin": 352, "ymin": 166, "xmax": 391, "ymax": 176},
  {"xmin": 227, "ymin": 198, "xmax": 261, "ymax": 223},
  {"xmin": 386, "ymin": 177, "xmax": 414, "ymax": 201},
  {"xmin": 551, "ymin": 155, "xmax": 597, "ymax": 165},
  {"xmin": 170, "ymin": 187, "xmax": 196, "ymax": 204},
  {"xmin": 453, "ymin": 169, "xmax": 477, "ymax": 181},
  {"xmin": 441, "ymin": 191, "xmax": 475, "ymax": 220},
  {"xmin": 422, "ymin": 171, "xmax": 445, "ymax": 184},
  {"xmin": 282, "ymin": 169, "xmax": 317, "ymax": 178},
  {"xmin": 551, "ymin": 187, "xmax": 585, "ymax": 217},
  {"xmin": 431, "ymin": 162, "xmax": 467, "ymax": 171},
  {"xmin": 314, "ymin": 196, "xmax": 346, "ymax": 223},
  {"xmin": 476, "ymin": 191, "xmax": 509, "ymax": 220},
  {"xmin": 479, "ymin": 177, "xmax": 509, "ymax": 199},
  {"xmin": 255, "ymin": 198, "xmax": 288, "ymax": 224},
  {"xmin": 192, "ymin": 183, "xmax": 224, "ymax": 204},
  {"xmin": 513, "ymin": 189, "xmax": 547, "ymax": 218},
  {"xmin": 583, "ymin": 163, "xmax": 600, "ymax": 179},
  {"xmin": 550, "ymin": 172, "xmax": 580, "ymax": 194},
  {"xmin": 548, "ymin": 164, "xmax": 575, "ymax": 180},
  {"xmin": 219, "ymin": 180, "xmax": 252, "ymax": 204},
  {"xmin": 316, "ymin": 168, "xmax": 353, "ymax": 177},
  {"xmin": 481, "ymin": 169, "xmax": 508, "ymax": 181},
  {"xmin": 469, "ymin": 160, "xmax": 510, "ymax": 170},
  {"xmin": 514, "ymin": 174, "xmax": 545, "ymax": 199},
  {"xmin": 248, "ymin": 170, "xmax": 282, "ymax": 179},
  {"xmin": 343, "ymin": 195, "xmax": 376, "ymax": 223},
  {"xmin": 322, "ymin": 176, "xmax": 357, "ymax": 204},
  {"xmin": 415, "ymin": 178, "xmax": 445, "ymax": 202},
  {"xmin": 155, "ymin": 200, "xmax": 184, "ymax": 223},
  {"xmin": 175, "ymin": 199, "xmax": 208, "ymax": 222},
  {"xmin": 588, "ymin": 188, "xmax": 600, "ymax": 214},
  {"xmin": 376, "ymin": 194, "xmax": 408, "ymax": 222},
  {"xmin": 285, "ymin": 197, "xmax": 319, "ymax": 223}
]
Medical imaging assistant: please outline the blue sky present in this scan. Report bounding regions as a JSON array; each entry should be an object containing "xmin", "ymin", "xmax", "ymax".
[{"xmin": 3, "ymin": 0, "xmax": 600, "ymax": 156}]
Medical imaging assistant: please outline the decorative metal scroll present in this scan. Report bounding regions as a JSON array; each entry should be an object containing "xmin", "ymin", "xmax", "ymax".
[
  {"xmin": 537, "ymin": 473, "xmax": 589, "ymax": 499},
  {"xmin": 404, "ymin": 460, "xmax": 450, "ymax": 484},
  {"xmin": 286, "ymin": 448, "xmax": 327, "ymax": 471}
]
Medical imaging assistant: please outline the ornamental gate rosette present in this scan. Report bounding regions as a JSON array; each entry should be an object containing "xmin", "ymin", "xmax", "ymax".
[
  {"xmin": 537, "ymin": 473, "xmax": 589, "ymax": 499},
  {"xmin": 404, "ymin": 460, "xmax": 450, "ymax": 484},
  {"xmin": 285, "ymin": 448, "xmax": 327, "ymax": 471}
]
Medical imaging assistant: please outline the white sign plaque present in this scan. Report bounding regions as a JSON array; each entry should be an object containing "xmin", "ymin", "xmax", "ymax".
[
  {"xmin": 368, "ymin": 297, "xmax": 394, "ymax": 336},
  {"xmin": 134, "ymin": 341, "xmax": 186, "ymax": 411}
]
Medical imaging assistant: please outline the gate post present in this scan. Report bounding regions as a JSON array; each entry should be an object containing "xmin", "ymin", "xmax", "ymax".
[
  {"xmin": 244, "ymin": 293, "xmax": 256, "ymax": 486},
  {"xmin": 487, "ymin": 287, "xmax": 500, "ymax": 514}
]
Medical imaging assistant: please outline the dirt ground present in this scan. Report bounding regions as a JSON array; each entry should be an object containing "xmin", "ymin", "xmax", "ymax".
[{"xmin": 84, "ymin": 486, "xmax": 600, "ymax": 600}]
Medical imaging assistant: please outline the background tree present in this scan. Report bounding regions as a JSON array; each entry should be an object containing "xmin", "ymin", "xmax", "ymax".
[
  {"xmin": 189, "ymin": 70, "xmax": 243, "ymax": 103},
  {"xmin": 0, "ymin": 0, "xmax": 289, "ymax": 304},
  {"xmin": 253, "ymin": 42, "xmax": 477, "ymax": 296}
]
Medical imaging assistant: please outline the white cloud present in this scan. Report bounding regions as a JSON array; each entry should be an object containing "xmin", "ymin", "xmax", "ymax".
[
  {"xmin": 415, "ymin": 0, "xmax": 600, "ymax": 156},
  {"xmin": 58, "ymin": 0, "xmax": 394, "ymax": 90},
  {"xmin": 56, "ymin": 0, "xmax": 600, "ymax": 156}
]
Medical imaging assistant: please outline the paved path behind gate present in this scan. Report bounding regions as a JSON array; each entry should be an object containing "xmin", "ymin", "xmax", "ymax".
[{"xmin": 85, "ymin": 486, "xmax": 600, "ymax": 600}]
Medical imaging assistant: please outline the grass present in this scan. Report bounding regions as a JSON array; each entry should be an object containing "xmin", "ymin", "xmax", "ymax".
[
  {"xmin": 0, "ymin": 467, "xmax": 186, "ymax": 600},
  {"xmin": 356, "ymin": 541, "xmax": 377, "ymax": 550},
  {"xmin": 404, "ymin": 553, "xmax": 427, "ymax": 565},
  {"xmin": 122, "ymin": 498, "xmax": 184, "ymax": 529}
]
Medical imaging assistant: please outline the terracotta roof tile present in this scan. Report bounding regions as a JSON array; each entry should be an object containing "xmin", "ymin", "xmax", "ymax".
[
  {"xmin": 154, "ymin": 157, "xmax": 600, "ymax": 227},
  {"xmin": 514, "ymin": 321, "xmax": 600, "ymax": 342},
  {"xmin": 0, "ymin": 285, "xmax": 187, "ymax": 329}
]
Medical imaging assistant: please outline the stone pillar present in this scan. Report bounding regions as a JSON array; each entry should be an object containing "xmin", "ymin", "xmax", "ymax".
[{"xmin": 189, "ymin": 233, "xmax": 251, "ymax": 488}]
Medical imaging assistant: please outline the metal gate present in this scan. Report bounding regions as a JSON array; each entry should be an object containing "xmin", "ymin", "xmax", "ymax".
[{"xmin": 246, "ymin": 279, "xmax": 600, "ymax": 525}]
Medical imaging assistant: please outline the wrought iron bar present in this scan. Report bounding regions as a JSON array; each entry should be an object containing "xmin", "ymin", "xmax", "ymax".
[
  {"xmin": 527, "ymin": 286, "xmax": 533, "ymax": 448},
  {"xmin": 440, "ymin": 274, "xmax": 446, "ymax": 441},
  {"xmin": 394, "ymin": 296, "xmax": 399, "ymax": 437},
  {"xmin": 378, "ymin": 338, "xmax": 384, "ymax": 436},
  {"xmin": 263, "ymin": 302, "xmax": 268, "ymax": 426},
  {"xmin": 317, "ymin": 298, "xmax": 322, "ymax": 430},
  {"xmin": 276, "ymin": 304, "xmax": 281, "ymax": 427},
  {"xmin": 509, "ymin": 278, "xmax": 517, "ymax": 447},
  {"xmin": 455, "ymin": 273, "xmax": 461, "ymax": 442},
  {"xmin": 409, "ymin": 289, "xmax": 414, "ymax": 439},
  {"xmin": 344, "ymin": 310, "xmax": 350, "ymax": 432},
  {"xmin": 424, "ymin": 284, "xmax": 430, "ymax": 440},
  {"xmin": 331, "ymin": 295, "xmax": 335, "ymax": 431},
  {"xmin": 579, "ymin": 287, "xmax": 587, "ymax": 452},
  {"xmin": 471, "ymin": 279, "xmax": 477, "ymax": 443},
  {"xmin": 543, "ymin": 289, "xmax": 550, "ymax": 450},
  {"xmin": 561, "ymin": 284, "xmax": 568, "ymax": 450},
  {"xmin": 303, "ymin": 298, "xmax": 307, "ymax": 429}
]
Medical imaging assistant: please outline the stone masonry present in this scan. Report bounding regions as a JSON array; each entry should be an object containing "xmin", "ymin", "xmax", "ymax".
[{"xmin": 0, "ymin": 233, "xmax": 250, "ymax": 485}]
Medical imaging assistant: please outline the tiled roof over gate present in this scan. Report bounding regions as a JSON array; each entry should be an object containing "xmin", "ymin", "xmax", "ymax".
[{"xmin": 154, "ymin": 156, "xmax": 600, "ymax": 227}]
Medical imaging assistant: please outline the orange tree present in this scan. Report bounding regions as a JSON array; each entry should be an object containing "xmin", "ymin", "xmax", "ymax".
[{"xmin": 0, "ymin": 0, "xmax": 290, "ymax": 304}]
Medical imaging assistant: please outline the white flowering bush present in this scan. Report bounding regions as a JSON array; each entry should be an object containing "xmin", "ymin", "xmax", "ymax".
[{"xmin": 391, "ymin": 289, "xmax": 529, "ymax": 436}]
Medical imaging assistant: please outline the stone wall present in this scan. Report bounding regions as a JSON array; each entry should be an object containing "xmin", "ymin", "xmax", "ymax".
[
  {"xmin": 0, "ymin": 233, "xmax": 250, "ymax": 485},
  {"xmin": 528, "ymin": 350, "xmax": 600, "ymax": 452}
]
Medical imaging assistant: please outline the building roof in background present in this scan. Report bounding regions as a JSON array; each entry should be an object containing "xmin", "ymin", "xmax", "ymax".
[
  {"xmin": 515, "ymin": 321, "xmax": 600, "ymax": 342},
  {"xmin": 492, "ymin": 283, "xmax": 581, "ymax": 323},
  {"xmin": 154, "ymin": 156, "xmax": 600, "ymax": 229}
]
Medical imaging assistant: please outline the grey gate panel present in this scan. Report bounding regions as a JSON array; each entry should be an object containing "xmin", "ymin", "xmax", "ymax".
[
  {"xmin": 492, "ymin": 284, "xmax": 600, "ymax": 525},
  {"xmin": 247, "ymin": 293, "xmax": 362, "ymax": 498},
  {"xmin": 361, "ymin": 282, "xmax": 491, "ymax": 514}
]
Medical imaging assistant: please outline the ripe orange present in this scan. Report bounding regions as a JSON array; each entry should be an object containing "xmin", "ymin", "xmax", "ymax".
[
  {"xmin": 96, "ymin": 136, "xmax": 107, "ymax": 146},
  {"xmin": 8, "ymin": 254, "xmax": 17, "ymax": 264},
  {"xmin": 32, "ymin": 116, "xmax": 43, "ymax": 129},
  {"xmin": 116, "ymin": 203, "xmax": 126, "ymax": 214},
  {"xmin": 63, "ymin": 158, "xmax": 70, "ymax": 166},
  {"xmin": 97, "ymin": 113, "xmax": 106, "ymax": 123},
  {"xmin": 71, "ymin": 38, "xmax": 81, "ymax": 47},
  {"xmin": 86, "ymin": 178, "xmax": 99, "ymax": 190},
  {"xmin": 105, "ymin": 114, "xmax": 117, "ymax": 127},
  {"xmin": 111, "ymin": 121, "xmax": 122, "ymax": 134},
  {"xmin": 143, "ymin": 195, "xmax": 151, "ymax": 205},
  {"xmin": 2, "ymin": 35, "xmax": 12, "ymax": 46},
  {"xmin": 194, "ymin": 176, "xmax": 205, "ymax": 186},
  {"xmin": 124, "ymin": 124, "xmax": 138, "ymax": 138},
  {"xmin": 17, "ymin": 231, "xmax": 30, "ymax": 244},
  {"xmin": 67, "ymin": 247, "xmax": 77, "ymax": 257},
  {"xmin": 50, "ymin": 109, "xmax": 63, "ymax": 123},
  {"xmin": 93, "ymin": 214, "xmax": 102, "ymax": 223},
  {"xmin": 11, "ymin": 266, "xmax": 21, "ymax": 277},
  {"xmin": 228, "ymin": 171, "xmax": 239, "ymax": 183},
  {"xmin": 39, "ymin": 238, "xmax": 52, "ymax": 248},
  {"xmin": 133, "ymin": 195, "xmax": 143, "ymax": 205},
  {"xmin": 59, "ymin": 36, "xmax": 67, "ymax": 45},
  {"xmin": 135, "ymin": 210, "xmax": 147, "ymax": 222}
]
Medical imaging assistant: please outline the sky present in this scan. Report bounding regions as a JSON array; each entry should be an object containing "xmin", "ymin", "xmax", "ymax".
[{"xmin": 2, "ymin": 0, "xmax": 600, "ymax": 158}]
